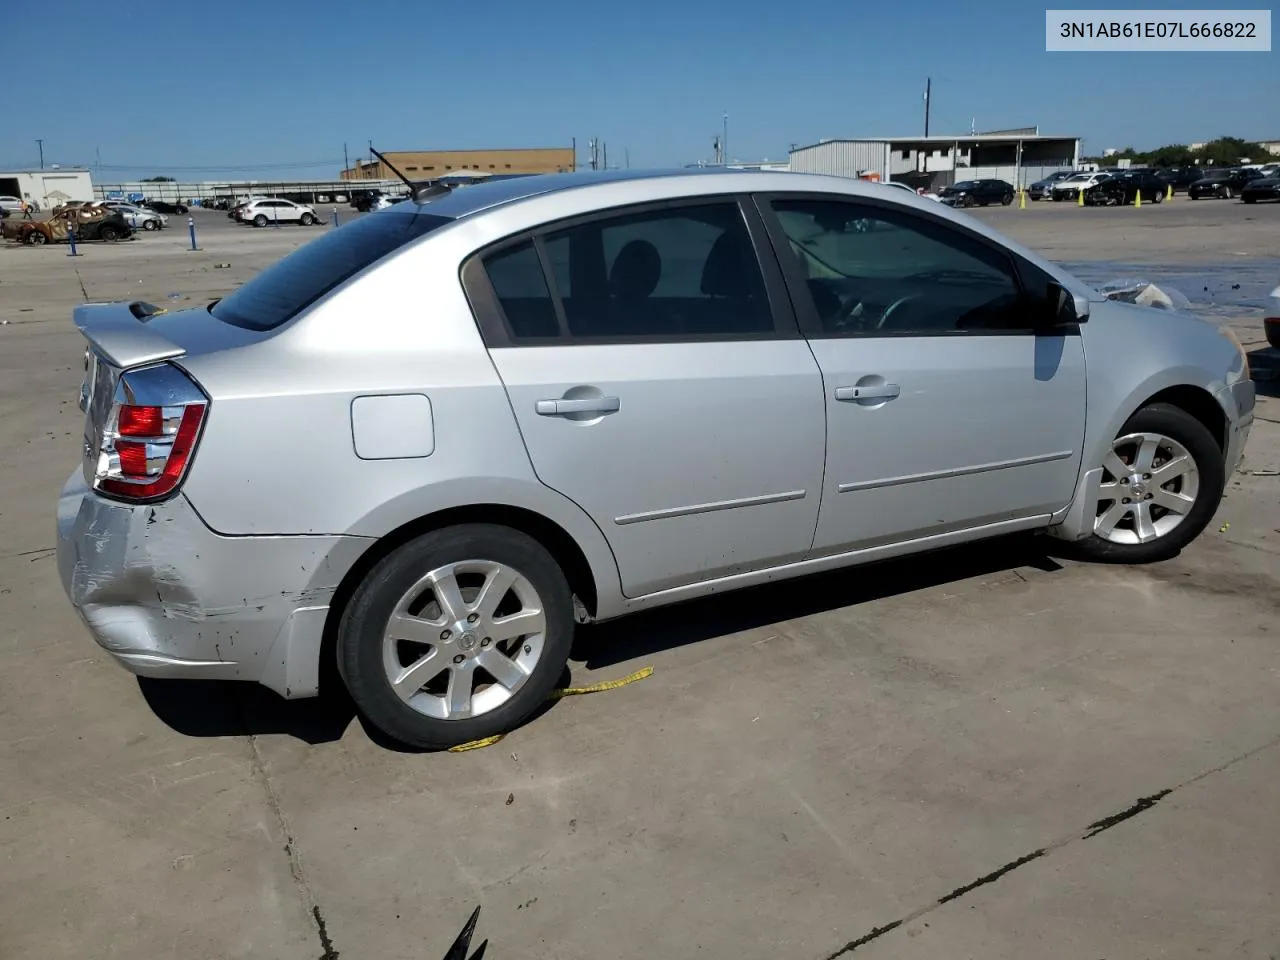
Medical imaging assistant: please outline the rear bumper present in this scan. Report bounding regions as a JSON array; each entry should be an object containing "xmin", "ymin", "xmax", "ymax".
[{"xmin": 55, "ymin": 471, "xmax": 372, "ymax": 698}]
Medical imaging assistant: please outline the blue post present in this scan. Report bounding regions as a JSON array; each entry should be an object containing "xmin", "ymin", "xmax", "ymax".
[
  {"xmin": 187, "ymin": 216, "xmax": 198, "ymax": 251},
  {"xmin": 67, "ymin": 224, "xmax": 78, "ymax": 257},
  {"xmin": 273, "ymin": 205, "xmax": 280, "ymax": 229},
  {"xmin": 331, "ymin": 206, "xmax": 339, "ymax": 227}
]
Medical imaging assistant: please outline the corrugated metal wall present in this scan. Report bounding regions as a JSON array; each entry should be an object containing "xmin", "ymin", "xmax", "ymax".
[{"xmin": 789, "ymin": 141, "xmax": 888, "ymax": 178}]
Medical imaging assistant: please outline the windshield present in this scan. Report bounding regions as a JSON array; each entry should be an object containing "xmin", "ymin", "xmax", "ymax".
[
  {"xmin": 1064, "ymin": 174, "xmax": 1091, "ymax": 182},
  {"xmin": 1200, "ymin": 171, "xmax": 1228, "ymax": 180},
  {"xmin": 210, "ymin": 211, "xmax": 453, "ymax": 331},
  {"xmin": 951, "ymin": 180, "xmax": 978, "ymax": 190}
]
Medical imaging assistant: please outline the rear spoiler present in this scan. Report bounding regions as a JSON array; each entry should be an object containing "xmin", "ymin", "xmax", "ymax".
[{"xmin": 73, "ymin": 301, "xmax": 185, "ymax": 368}]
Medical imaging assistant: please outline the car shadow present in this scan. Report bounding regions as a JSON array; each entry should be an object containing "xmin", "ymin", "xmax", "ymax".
[
  {"xmin": 571, "ymin": 533, "xmax": 1061, "ymax": 670},
  {"xmin": 138, "ymin": 533, "xmax": 1061, "ymax": 749}
]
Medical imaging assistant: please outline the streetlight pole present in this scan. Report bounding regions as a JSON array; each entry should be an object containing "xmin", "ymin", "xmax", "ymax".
[
  {"xmin": 722, "ymin": 113, "xmax": 728, "ymax": 166},
  {"xmin": 35, "ymin": 139, "xmax": 44, "ymax": 169}
]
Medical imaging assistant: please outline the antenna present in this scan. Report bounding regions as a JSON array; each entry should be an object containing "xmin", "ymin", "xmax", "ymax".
[
  {"xmin": 923, "ymin": 79, "xmax": 930, "ymax": 138},
  {"xmin": 370, "ymin": 146, "xmax": 451, "ymax": 204}
]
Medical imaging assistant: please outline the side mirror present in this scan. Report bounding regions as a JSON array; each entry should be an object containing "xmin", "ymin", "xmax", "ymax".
[{"xmin": 1044, "ymin": 281, "xmax": 1088, "ymax": 327}]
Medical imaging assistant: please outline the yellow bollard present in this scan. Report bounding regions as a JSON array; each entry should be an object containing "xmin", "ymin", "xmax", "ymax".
[
  {"xmin": 1018, "ymin": 189, "xmax": 1026, "ymax": 209},
  {"xmin": 1077, "ymin": 187, "xmax": 1085, "ymax": 207},
  {"xmin": 1134, "ymin": 188, "xmax": 1141, "ymax": 208},
  {"xmin": 1166, "ymin": 183, "xmax": 1173, "ymax": 201}
]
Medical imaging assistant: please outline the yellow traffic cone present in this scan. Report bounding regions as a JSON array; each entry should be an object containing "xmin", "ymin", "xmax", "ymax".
[
  {"xmin": 1077, "ymin": 188, "xmax": 1084, "ymax": 207},
  {"xmin": 1166, "ymin": 183, "xmax": 1173, "ymax": 201},
  {"xmin": 1134, "ymin": 189, "xmax": 1142, "ymax": 208},
  {"xmin": 1018, "ymin": 189, "xmax": 1026, "ymax": 209}
]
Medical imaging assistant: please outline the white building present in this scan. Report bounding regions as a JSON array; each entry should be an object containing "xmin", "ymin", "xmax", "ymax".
[
  {"xmin": 789, "ymin": 130, "xmax": 1081, "ymax": 190},
  {"xmin": 0, "ymin": 168, "xmax": 94, "ymax": 209}
]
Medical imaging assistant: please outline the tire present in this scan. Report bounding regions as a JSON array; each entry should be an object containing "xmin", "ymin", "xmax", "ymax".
[
  {"xmin": 143, "ymin": 219, "xmax": 158, "ymax": 231},
  {"xmin": 1244, "ymin": 197, "xmax": 1256, "ymax": 204},
  {"xmin": 1001, "ymin": 193, "xmax": 1013, "ymax": 206},
  {"xmin": 299, "ymin": 212, "xmax": 315, "ymax": 226},
  {"xmin": 1223, "ymin": 187, "xmax": 1233, "ymax": 200},
  {"xmin": 26, "ymin": 230, "xmax": 47, "ymax": 245},
  {"xmin": 253, "ymin": 214, "xmax": 268, "ymax": 227},
  {"xmin": 1066, "ymin": 403, "xmax": 1225, "ymax": 565},
  {"xmin": 1152, "ymin": 190, "xmax": 1163, "ymax": 204},
  {"xmin": 99, "ymin": 225, "xmax": 121, "ymax": 242},
  {"xmin": 339, "ymin": 524, "xmax": 575, "ymax": 749}
]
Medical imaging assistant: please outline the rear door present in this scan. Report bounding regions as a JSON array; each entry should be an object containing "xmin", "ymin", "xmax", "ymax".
[
  {"xmin": 755, "ymin": 192, "xmax": 1087, "ymax": 556},
  {"xmin": 464, "ymin": 196, "xmax": 827, "ymax": 598}
]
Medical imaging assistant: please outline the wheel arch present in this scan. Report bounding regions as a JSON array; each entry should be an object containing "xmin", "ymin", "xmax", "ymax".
[
  {"xmin": 320, "ymin": 502, "xmax": 611, "ymax": 695},
  {"xmin": 1132, "ymin": 384, "xmax": 1228, "ymax": 453}
]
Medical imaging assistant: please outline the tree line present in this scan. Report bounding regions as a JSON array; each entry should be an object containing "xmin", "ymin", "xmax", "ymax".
[{"xmin": 1089, "ymin": 137, "xmax": 1273, "ymax": 168}]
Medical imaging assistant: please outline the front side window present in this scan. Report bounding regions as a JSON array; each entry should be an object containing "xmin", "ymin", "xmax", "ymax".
[
  {"xmin": 768, "ymin": 198, "xmax": 1027, "ymax": 336},
  {"xmin": 483, "ymin": 201, "xmax": 775, "ymax": 341}
]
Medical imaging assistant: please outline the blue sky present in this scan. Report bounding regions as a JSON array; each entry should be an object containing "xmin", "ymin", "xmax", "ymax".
[{"xmin": 4, "ymin": 0, "xmax": 1275, "ymax": 178}]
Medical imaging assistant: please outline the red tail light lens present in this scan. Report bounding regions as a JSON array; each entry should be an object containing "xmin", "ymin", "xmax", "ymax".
[{"xmin": 87, "ymin": 363, "xmax": 209, "ymax": 503}]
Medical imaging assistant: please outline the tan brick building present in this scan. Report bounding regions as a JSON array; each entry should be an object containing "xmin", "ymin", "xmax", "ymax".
[{"xmin": 342, "ymin": 146, "xmax": 575, "ymax": 181}]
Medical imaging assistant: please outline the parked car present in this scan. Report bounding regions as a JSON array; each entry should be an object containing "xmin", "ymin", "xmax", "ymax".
[
  {"xmin": 1028, "ymin": 171, "xmax": 1075, "ymax": 200},
  {"xmin": 937, "ymin": 179, "xmax": 1015, "ymax": 207},
  {"xmin": 0, "ymin": 195, "xmax": 38, "ymax": 213},
  {"xmin": 238, "ymin": 198, "xmax": 320, "ymax": 226},
  {"xmin": 1241, "ymin": 176, "xmax": 1280, "ymax": 204},
  {"xmin": 143, "ymin": 199, "xmax": 190, "ymax": 214},
  {"xmin": 1085, "ymin": 171, "xmax": 1168, "ymax": 206},
  {"xmin": 1187, "ymin": 168, "xmax": 1262, "ymax": 200},
  {"xmin": 1265, "ymin": 285, "xmax": 1280, "ymax": 350},
  {"xmin": 1154, "ymin": 167, "xmax": 1204, "ymax": 193},
  {"xmin": 3, "ymin": 204, "xmax": 131, "ymax": 245},
  {"xmin": 101, "ymin": 201, "xmax": 167, "ymax": 231},
  {"xmin": 1051, "ymin": 172, "xmax": 1111, "ymax": 201},
  {"xmin": 881, "ymin": 181, "xmax": 942, "ymax": 202},
  {"xmin": 57, "ymin": 169, "xmax": 1255, "ymax": 749},
  {"xmin": 351, "ymin": 190, "xmax": 386, "ymax": 213}
]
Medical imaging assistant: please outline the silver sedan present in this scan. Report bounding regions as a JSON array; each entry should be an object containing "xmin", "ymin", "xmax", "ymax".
[
  {"xmin": 57, "ymin": 169, "xmax": 1254, "ymax": 748},
  {"xmin": 100, "ymin": 201, "xmax": 167, "ymax": 231}
]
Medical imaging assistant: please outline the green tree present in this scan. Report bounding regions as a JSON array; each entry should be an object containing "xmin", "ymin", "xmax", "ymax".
[
  {"xmin": 1195, "ymin": 137, "xmax": 1266, "ymax": 165},
  {"xmin": 140, "ymin": 176, "xmax": 175, "ymax": 182}
]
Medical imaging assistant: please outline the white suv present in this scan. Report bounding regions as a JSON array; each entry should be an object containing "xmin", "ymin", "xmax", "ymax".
[{"xmin": 239, "ymin": 198, "xmax": 320, "ymax": 227}]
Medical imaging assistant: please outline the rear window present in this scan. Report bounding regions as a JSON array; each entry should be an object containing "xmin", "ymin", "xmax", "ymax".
[{"xmin": 210, "ymin": 211, "xmax": 452, "ymax": 331}]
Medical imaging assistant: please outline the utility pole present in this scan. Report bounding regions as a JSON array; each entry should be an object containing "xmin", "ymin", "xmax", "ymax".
[
  {"xmin": 572, "ymin": 136, "xmax": 576, "ymax": 171},
  {"xmin": 35, "ymin": 139, "xmax": 44, "ymax": 169},
  {"xmin": 367, "ymin": 139, "xmax": 374, "ymax": 179},
  {"xmin": 923, "ymin": 79, "xmax": 931, "ymax": 138},
  {"xmin": 722, "ymin": 113, "xmax": 729, "ymax": 165},
  {"xmin": 603, "ymin": 142, "xmax": 608, "ymax": 171},
  {"xmin": 625, "ymin": 147, "xmax": 629, "ymax": 169},
  {"xmin": 343, "ymin": 142, "xmax": 350, "ymax": 179}
]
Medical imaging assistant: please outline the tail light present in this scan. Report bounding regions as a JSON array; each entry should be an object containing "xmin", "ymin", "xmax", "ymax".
[{"xmin": 87, "ymin": 361, "xmax": 208, "ymax": 503}]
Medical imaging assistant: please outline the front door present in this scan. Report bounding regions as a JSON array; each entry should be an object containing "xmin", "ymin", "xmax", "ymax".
[
  {"xmin": 468, "ymin": 197, "xmax": 827, "ymax": 597},
  {"xmin": 757, "ymin": 194, "xmax": 1087, "ymax": 556}
]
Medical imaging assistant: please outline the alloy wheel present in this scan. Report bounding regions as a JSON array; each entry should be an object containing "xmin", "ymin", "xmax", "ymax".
[
  {"xmin": 1093, "ymin": 432, "xmax": 1200, "ymax": 544},
  {"xmin": 381, "ymin": 560, "xmax": 546, "ymax": 720}
]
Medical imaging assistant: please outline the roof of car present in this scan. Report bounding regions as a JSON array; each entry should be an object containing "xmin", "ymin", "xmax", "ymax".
[{"xmin": 383, "ymin": 167, "xmax": 791, "ymax": 221}]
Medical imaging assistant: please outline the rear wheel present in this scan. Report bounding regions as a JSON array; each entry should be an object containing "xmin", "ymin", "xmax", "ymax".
[
  {"xmin": 1067, "ymin": 403, "xmax": 1224, "ymax": 564},
  {"xmin": 253, "ymin": 214, "xmax": 268, "ymax": 227},
  {"xmin": 339, "ymin": 524, "xmax": 575, "ymax": 749},
  {"xmin": 99, "ymin": 225, "xmax": 122, "ymax": 242},
  {"xmin": 1152, "ymin": 190, "xmax": 1163, "ymax": 204}
]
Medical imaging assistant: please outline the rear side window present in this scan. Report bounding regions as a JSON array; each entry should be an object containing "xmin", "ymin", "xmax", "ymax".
[{"xmin": 210, "ymin": 211, "xmax": 452, "ymax": 331}]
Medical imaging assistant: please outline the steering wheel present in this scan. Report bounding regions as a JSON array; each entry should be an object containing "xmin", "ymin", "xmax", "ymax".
[{"xmin": 875, "ymin": 293, "xmax": 925, "ymax": 330}]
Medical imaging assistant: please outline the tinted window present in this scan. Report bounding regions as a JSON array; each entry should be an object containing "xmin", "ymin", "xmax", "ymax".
[
  {"xmin": 484, "ymin": 240, "xmax": 560, "ymax": 338},
  {"xmin": 770, "ymin": 199, "xmax": 1027, "ymax": 336},
  {"xmin": 498, "ymin": 202, "xmax": 774, "ymax": 341},
  {"xmin": 210, "ymin": 211, "xmax": 452, "ymax": 331}
]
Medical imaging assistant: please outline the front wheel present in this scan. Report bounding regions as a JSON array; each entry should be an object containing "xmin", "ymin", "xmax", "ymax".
[
  {"xmin": 25, "ymin": 229, "xmax": 47, "ymax": 245},
  {"xmin": 99, "ymin": 225, "xmax": 122, "ymax": 242},
  {"xmin": 339, "ymin": 524, "xmax": 575, "ymax": 749},
  {"xmin": 1152, "ymin": 190, "xmax": 1163, "ymax": 204},
  {"xmin": 1001, "ymin": 193, "xmax": 1013, "ymax": 206},
  {"xmin": 143, "ymin": 219, "xmax": 158, "ymax": 231},
  {"xmin": 1243, "ymin": 197, "xmax": 1256, "ymax": 204},
  {"xmin": 1067, "ymin": 403, "xmax": 1224, "ymax": 564},
  {"xmin": 299, "ymin": 212, "xmax": 315, "ymax": 226}
]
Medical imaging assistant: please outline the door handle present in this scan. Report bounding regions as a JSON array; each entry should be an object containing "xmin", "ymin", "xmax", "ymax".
[
  {"xmin": 535, "ymin": 396, "xmax": 621, "ymax": 416},
  {"xmin": 835, "ymin": 383, "xmax": 900, "ymax": 402}
]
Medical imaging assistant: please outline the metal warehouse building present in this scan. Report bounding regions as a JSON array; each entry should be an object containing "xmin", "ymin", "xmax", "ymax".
[
  {"xmin": 789, "ymin": 129, "xmax": 1080, "ymax": 191},
  {"xmin": 0, "ymin": 168, "xmax": 95, "ymax": 209}
]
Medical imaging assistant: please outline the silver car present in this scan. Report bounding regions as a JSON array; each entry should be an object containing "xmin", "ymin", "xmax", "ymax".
[
  {"xmin": 101, "ymin": 201, "xmax": 167, "ymax": 231},
  {"xmin": 57, "ymin": 170, "xmax": 1255, "ymax": 748}
]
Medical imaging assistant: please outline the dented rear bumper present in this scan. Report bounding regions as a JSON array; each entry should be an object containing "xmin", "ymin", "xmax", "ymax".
[{"xmin": 55, "ymin": 471, "xmax": 372, "ymax": 699}]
